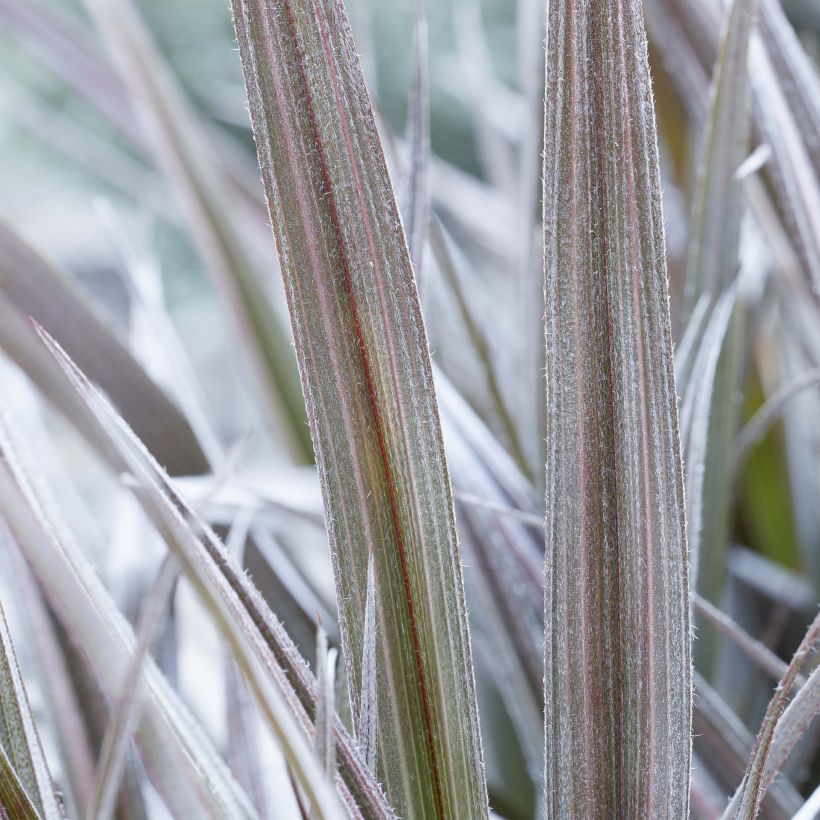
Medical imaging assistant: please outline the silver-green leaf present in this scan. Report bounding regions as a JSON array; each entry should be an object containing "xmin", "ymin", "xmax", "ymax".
[{"xmin": 543, "ymin": 0, "xmax": 691, "ymax": 815}]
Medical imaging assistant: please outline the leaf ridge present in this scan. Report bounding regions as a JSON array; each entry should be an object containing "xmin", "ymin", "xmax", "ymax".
[{"xmin": 276, "ymin": 2, "xmax": 445, "ymax": 814}]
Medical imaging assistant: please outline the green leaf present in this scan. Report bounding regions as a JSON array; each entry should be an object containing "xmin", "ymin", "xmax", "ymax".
[
  {"xmin": 0, "ymin": 599, "xmax": 63, "ymax": 819},
  {"xmin": 0, "ymin": 745, "xmax": 40, "ymax": 820},
  {"xmin": 542, "ymin": 1, "xmax": 691, "ymax": 815},
  {"xmin": 678, "ymin": 0, "xmax": 756, "ymax": 675},
  {"xmin": 683, "ymin": 0, "xmax": 756, "ymax": 313},
  {"xmin": 230, "ymin": 1, "xmax": 488, "ymax": 816}
]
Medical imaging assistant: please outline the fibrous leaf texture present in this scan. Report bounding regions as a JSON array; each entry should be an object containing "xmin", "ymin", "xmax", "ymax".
[
  {"xmin": 542, "ymin": 1, "xmax": 691, "ymax": 816},
  {"xmin": 230, "ymin": 2, "xmax": 487, "ymax": 818},
  {"xmin": 0, "ymin": 599, "xmax": 63, "ymax": 819}
]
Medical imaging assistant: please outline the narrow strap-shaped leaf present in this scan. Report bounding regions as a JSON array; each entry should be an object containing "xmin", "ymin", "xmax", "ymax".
[
  {"xmin": 355, "ymin": 554, "xmax": 378, "ymax": 776},
  {"xmin": 722, "ymin": 610, "xmax": 820, "ymax": 818},
  {"xmin": 678, "ymin": 286, "xmax": 738, "ymax": 592},
  {"xmin": 0, "ymin": 423, "xmax": 257, "ymax": 820},
  {"xmin": 0, "ymin": 221, "xmax": 209, "ymax": 477},
  {"xmin": 402, "ymin": 4, "xmax": 430, "ymax": 283},
  {"xmin": 0, "ymin": 600, "xmax": 63, "ymax": 819},
  {"xmin": 36, "ymin": 329, "xmax": 368, "ymax": 820},
  {"xmin": 87, "ymin": 556, "xmax": 179, "ymax": 820},
  {"xmin": 734, "ymin": 367, "xmax": 820, "ymax": 467},
  {"xmin": 21, "ymin": 322, "xmax": 391, "ymax": 818},
  {"xmin": 543, "ymin": 1, "xmax": 691, "ymax": 816},
  {"xmin": 693, "ymin": 673, "xmax": 803, "ymax": 819},
  {"xmin": 763, "ymin": 662, "xmax": 820, "ymax": 789},
  {"xmin": 679, "ymin": 0, "xmax": 754, "ymax": 633},
  {"xmin": 758, "ymin": 0, "xmax": 820, "ymax": 174},
  {"xmin": 647, "ymin": 0, "xmax": 820, "ymax": 295},
  {"xmin": 0, "ymin": 745, "xmax": 40, "ymax": 820},
  {"xmin": 314, "ymin": 627, "xmax": 337, "ymax": 778},
  {"xmin": 230, "ymin": 2, "xmax": 488, "ymax": 817},
  {"xmin": 81, "ymin": 0, "xmax": 312, "ymax": 460},
  {"xmin": 683, "ymin": 0, "xmax": 757, "ymax": 313},
  {"xmin": 691, "ymin": 595, "xmax": 791, "ymax": 685}
]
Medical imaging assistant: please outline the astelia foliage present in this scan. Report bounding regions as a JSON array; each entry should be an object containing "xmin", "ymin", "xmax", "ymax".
[{"xmin": 543, "ymin": 0, "xmax": 691, "ymax": 815}]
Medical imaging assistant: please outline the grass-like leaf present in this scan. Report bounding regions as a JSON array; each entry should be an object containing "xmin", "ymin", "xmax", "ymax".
[
  {"xmin": 722, "ymin": 610, "xmax": 820, "ymax": 818},
  {"xmin": 0, "ymin": 221, "xmax": 208, "ymax": 477},
  {"xmin": 542, "ymin": 1, "xmax": 690, "ymax": 815},
  {"xmin": 693, "ymin": 673, "xmax": 803, "ymax": 819},
  {"xmin": 36, "ymin": 327, "xmax": 384, "ymax": 819},
  {"xmin": 764, "ymin": 662, "xmax": 820, "ymax": 788},
  {"xmin": 683, "ymin": 0, "xmax": 757, "ymax": 313},
  {"xmin": 0, "ymin": 421, "xmax": 257, "ymax": 819},
  {"xmin": 677, "ymin": 0, "xmax": 755, "ymax": 675},
  {"xmin": 87, "ymin": 556, "xmax": 179, "ymax": 820},
  {"xmin": 0, "ymin": 598, "xmax": 63, "ymax": 819},
  {"xmin": 402, "ymin": 5, "xmax": 430, "ymax": 283},
  {"xmin": 678, "ymin": 286, "xmax": 739, "ymax": 593},
  {"xmin": 81, "ymin": 0, "xmax": 312, "ymax": 460},
  {"xmin": 230, "ymin": 2, "xmax": 488, "ymax": 816}
]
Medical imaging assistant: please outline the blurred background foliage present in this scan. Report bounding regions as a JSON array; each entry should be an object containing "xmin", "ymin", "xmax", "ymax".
[{"xmin": 0, "ymin": 0, "xmax": 819, "ymax": 817}]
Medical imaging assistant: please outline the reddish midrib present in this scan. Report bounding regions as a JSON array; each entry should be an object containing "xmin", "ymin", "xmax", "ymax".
[
  {"xmin": 590, "ymin": 2, "xmax": 627, "ymax": 814},
  {"xmin": 278, "ymin": 2, "xmax": 446, "ymax": 817}
]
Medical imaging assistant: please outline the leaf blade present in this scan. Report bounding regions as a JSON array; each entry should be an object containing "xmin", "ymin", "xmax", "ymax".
[
  {"xmin": 0, "ymin": 221, "xmax": 209, "ymax": 477},
  {"xmin": 230, "ymin": 1, "xmax": 488, "ymax": 816},
  {"xmin": 542, "ymin": 1, "xmax": 691, "ymax": 815},
  {"xmin": 0, "ymin": 599, "xmax": 63, "ymax": 819}
]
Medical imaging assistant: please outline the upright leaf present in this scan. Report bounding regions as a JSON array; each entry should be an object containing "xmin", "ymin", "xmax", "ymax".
[
  {"xmin": 402, "ymin": 5, "xmax": 430, "ymax": 282},
  {"xmin": 81, "ymin": 0, "xmax": 312, "ymax": 460},
  {"xmin": 678, "ymin": 0, "xmax": 756, "ymax": 631},
  {"xmin": 542, "ymin": 1, "xmax": 691, "ymax": 815},
  {"xmin": 230, "ymin": 1, "xmax": 488, "ymax": 816},
  {"xmin": 683, "ymin": 0, "xmax": 757, "ymax": 314}
]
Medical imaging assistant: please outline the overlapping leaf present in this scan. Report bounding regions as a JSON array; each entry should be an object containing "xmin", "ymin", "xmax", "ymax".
[{"xmin": 0, "ymin": 221, "xmax": 208, "ymax": 477}]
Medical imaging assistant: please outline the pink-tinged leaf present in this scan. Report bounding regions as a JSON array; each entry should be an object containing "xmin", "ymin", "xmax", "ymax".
[
  {"xmin": 693, "ymin": 673, "xmax": 803, "ymax": 820},
  {"xmin": 722, "ymin": 610, "xmax": 820, "ymax": 818},
  {"xmin": 543, "ymin": 1, "xmax": 691, "ymax": 815},
  {"xmin": 230, "ymin": 1, "xmax": 488, "ymax": 816},
  {"xmin": 0, "ymin": 599, "xmax": 64, "ymax": 819},
  {"xmin": 35, "ymin": 328, "xmax": 391, "ymax": 819},
  {"xmin": 763, "ymin": 662, "xmax": 820, "ymax": 790}
]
